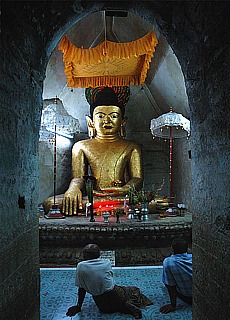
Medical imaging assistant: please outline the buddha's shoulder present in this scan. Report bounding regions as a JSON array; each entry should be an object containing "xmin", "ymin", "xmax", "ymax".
[
  {"xmin": 123, "ymin": 138, "xmax": 139, "ymax": 145},
  {"xmin": 72, "ymin": 139, "xmax": 90, "ymax": 151},
  {"xmin": 121, "ymin": 139, "xmax": 140, "ymax": 148},
  {"xmin": 73, "ymin": 138, "xmax": 140, "ymax": 148}
]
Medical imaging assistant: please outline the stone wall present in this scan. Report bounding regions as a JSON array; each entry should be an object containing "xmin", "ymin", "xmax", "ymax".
[
  {"xmin": 0, "ymin": 2, "xmax": 46, "ymax": 319},
  {"xmin": 173, "ymin": 138, "xmax": 192, "ymax": 209},
  {"xmin": 148, "ymin": 2, "xmax": 230, "ymax": 319},
  {"xmin": 190, "ymin": 28, "xmax": 230, "ymax": 320}
]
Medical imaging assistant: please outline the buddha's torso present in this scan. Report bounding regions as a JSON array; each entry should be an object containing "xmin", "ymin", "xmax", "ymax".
[{"xmin": 73, "ymin": 137, "xmax": 139, "ymax": 190}]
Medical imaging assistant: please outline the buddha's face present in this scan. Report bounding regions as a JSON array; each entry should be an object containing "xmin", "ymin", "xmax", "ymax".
[{"xmin": 93, "ymin": 105, "xmax": 122, "ymax": 136}]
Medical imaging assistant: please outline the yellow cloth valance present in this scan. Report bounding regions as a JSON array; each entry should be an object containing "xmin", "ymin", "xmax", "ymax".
[{"xmin": 58, "ymin": 30, "xmax": 158, "ymax": 88}]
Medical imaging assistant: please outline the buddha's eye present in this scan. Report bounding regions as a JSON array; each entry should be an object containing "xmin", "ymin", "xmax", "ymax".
[
  {"xmin": 95, "ymin": 114, "xmax": 105, "ymax": 119},
  {"xmin": 110, "ymin": 114, "xmax": 119, "ymax": 119}
]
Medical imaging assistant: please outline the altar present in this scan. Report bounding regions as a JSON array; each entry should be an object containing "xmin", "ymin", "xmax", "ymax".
[{"xmin": 39, "ymin": 211, "xmax": 192, "ymax": 267}]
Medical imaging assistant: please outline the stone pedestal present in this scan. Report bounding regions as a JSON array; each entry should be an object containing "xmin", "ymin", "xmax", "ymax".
[{"xmin": 39, "ymin": 213, "xmax": 192, "ymax": 266}]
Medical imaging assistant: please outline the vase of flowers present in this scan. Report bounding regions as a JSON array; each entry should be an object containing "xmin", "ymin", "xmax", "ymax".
[
  {"xmin": 136, "ymin": 179, "xmax": 165, "ymax": 204},
  {"xmin": 128, "ymin": 179, "xmax": 165, "ymax": 221}
]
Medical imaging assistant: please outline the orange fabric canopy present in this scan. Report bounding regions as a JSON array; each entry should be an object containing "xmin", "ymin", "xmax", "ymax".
[{"xmin": 58, "ymin": 30, "xmax": 158, "ymax": 88}]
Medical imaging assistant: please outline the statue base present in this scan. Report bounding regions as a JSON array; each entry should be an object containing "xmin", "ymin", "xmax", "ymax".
[{"xmin": 39, "ymin": 212, "xmax": 192, "ymax": 266}]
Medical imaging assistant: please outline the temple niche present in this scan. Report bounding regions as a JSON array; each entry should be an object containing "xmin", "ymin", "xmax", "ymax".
[
  {"xmin": 40, "ymin": 11, "xmax": 191, "ymax": 211},
  {"xmin": 38, "ymin": 10, "xmax": 192, "ymax": 266}
]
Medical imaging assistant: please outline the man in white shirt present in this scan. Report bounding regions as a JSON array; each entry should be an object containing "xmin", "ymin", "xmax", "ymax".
[
  {"xmin": 75, "ymin": 257, "xmax": 115, "ymax": 295},
  {"xmin": 66, "ymin": 244, "xmax": 153, "ymax": 319}
]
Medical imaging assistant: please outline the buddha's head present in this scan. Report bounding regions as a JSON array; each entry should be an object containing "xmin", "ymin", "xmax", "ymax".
[
  {"xmin": 93, "ymin": 105, "xmax": 123, "ymax": 137},
  {"xmin": 85, "ymin": 86, "xmax": 130, "ymax": 138}
]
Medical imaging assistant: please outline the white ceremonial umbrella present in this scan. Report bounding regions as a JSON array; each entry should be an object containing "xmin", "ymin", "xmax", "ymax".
[{"xmin": 150, "ymin": 107, "xmax": 190, "ymax": 204}]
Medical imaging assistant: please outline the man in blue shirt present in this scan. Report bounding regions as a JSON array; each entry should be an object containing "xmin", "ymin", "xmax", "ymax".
[{"xmin": 160, "ymin": 238, "xmax": 192, "ymax": 314}]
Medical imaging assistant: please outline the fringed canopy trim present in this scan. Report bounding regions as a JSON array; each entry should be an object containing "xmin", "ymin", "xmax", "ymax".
[{"xmin": 58, "ymin": 29, "xmax": 158, "ymax": 88}]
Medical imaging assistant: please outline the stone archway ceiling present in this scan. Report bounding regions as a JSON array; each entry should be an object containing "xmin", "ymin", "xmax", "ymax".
[{"xmin": 58, "ymin": 11, "xmax": 158, "ymax": 88}]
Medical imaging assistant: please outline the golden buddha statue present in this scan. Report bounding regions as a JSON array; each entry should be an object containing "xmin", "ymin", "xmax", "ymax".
[{"xmin": 43, "ymin": 86, "xmax": 143, "ymax": 216}]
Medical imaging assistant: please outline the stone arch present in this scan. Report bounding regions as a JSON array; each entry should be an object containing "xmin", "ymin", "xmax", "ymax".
[{"xmin": 1, "ymin": 1, "xmax": 229, "ymax": 320}]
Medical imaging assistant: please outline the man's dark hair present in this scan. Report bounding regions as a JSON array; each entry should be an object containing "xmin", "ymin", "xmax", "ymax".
[
  {"xmin": 82, "ymin": 243, "xmax": 100, "ymax": 260},
  {"xmin": 171, "ymin": 238, "xmax": 188, "ymax": 254}
]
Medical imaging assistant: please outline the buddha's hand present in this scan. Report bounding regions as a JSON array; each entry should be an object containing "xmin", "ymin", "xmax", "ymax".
[
  {"xmin": 62, "ymin": 188, "xmax": 83, "ymax": 215},
  {"xmin": 100, "ymin": 186, "xmax": 130, "ymax": 196}
]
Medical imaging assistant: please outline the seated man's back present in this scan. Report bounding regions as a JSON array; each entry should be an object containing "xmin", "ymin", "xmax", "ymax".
[
  {"xmin": 163, "ymin": 252, "xmax": 192, "ymax": 297},
  {"xmin": 160, "ymin": 238, "xmax": 192, "ymax": 314},
  {"xmin": 76, "ymin": 258, "xmax": 115, "ymax": 296}
]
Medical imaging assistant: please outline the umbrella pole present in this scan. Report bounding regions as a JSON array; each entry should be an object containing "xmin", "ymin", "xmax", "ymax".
[
  {"xmin": 45, "ymin": 122, "xmax": 65, "ymax": 219},
  {"xmin": 53, "ymin": 123, "xmax": 57, "ymax": 205},
  {"xmin": 169, "ymin": 126, "xmax": 173, "ymax": 204}
]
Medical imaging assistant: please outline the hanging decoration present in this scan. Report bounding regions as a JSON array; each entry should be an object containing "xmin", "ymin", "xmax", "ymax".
[
  {"xmin": 58, "ymin": 29, "xmax": 158, "ymax": 88},
  {"xmin": 150, "ymin": 107, "xmax": 190, "ymax": 204}
]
